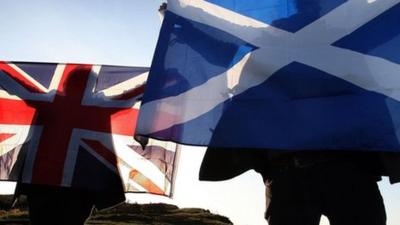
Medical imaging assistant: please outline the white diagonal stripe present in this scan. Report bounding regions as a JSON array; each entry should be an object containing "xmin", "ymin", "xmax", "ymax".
[
  {"xmin": 62, "ymin": 129, "xmax": 168, "ymax": 190},
  {"xmin": 0, "ymin": 91, "xmax": 22, "ymax": 100},
  {"xmin": 82, "ymin": 140, "xmax": 119, "ymax": 174},
  {"xmin": 47, "ymin": 64, "xmax": 66, "ymax": 91},
  {"xmin": 168, "ymin": 0, "xmax": 289, "ymax": 47},
  {"xmin": 82, "ymin": 66, "xmax": 142, "ymax": 108},
  {"xmin": 139, "ymin": 0, "xmax": 400, "ymax": 135},
  {"xmin": 7, "ymin": 63, "xmax": 48, "ymax": 93},
  {"xmin": 0, "ymin": 125, "xmax": 31, "ymax": 156},
  {"xmin": 0, "ymin": 63, "xmax": 61, "ymax": 102},
  {"xmin": 295, "ymin": 0, "xmax": 399, "ymax": 44},
  {"xmin": 100, "ymin": 72, "xmax": 148, "ymax": 97},
  {"xmin": 112, "ymin": 134, "xmax": 168, "ymax": 190}
]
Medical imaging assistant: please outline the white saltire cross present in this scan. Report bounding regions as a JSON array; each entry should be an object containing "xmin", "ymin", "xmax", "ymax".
[{"xmin": 139, "ymin": 0, "xmax": 400, "ymax": 134}]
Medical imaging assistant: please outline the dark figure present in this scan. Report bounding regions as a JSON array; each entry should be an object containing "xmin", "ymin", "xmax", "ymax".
[
  {"xmin": 15, "ymin": 184, "xmax": 124, "ymax": 225},
  {"xmin": 200, "ymin": 148, "xmax": 400, "ymax": 225},
  {"xmin": 14, "ymin": 66, "xmax": 125, "ymax": 225},
  {"xmin": 196, "ymin": 1, "xmax": 400, "ymax": 224},
  {"xmin": 160, "ymin": 1, "xmax": 400, "ymax": 224}
]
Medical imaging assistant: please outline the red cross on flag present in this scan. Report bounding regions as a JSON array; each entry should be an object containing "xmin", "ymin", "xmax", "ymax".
[{"xmin": 0, "ymin": 62, "xmax": 178, "ymax": 196}]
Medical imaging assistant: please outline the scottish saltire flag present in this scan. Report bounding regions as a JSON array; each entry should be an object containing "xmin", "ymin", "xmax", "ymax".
[
  {"xmin": 0, "ymin": 62, "xmax": 178, "ymax": 196},
  {"xmin": 137, "ymin": 0, "xmax": 400, "ymax": 151}
]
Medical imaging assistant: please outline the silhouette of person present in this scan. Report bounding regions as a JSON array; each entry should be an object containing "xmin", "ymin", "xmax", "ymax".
[
  {"xmin": 200, "ymin": 148, "xmax": 400, "ymax": 225},
  {"xmin": 197, "ymin": 2, "xmax": 400, "ymax": 225},
  {"xmin": 15, "ymin": 66, "xmax": 125, "ymax": 225},
  {"xmin": 159, "ymin": 2, "xmax": 400, "ymax": 224}
]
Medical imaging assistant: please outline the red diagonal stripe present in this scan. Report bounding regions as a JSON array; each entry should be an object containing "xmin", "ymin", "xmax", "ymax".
[
  {"xmin": 129, "ymin": 169, "xmax": 165, "ymax": 195},
  {"xmin": 0, "ymin": 133, "xmax": 15, "ymax": 143},
  {"xmin": 0, "ymin": 61, "xmax": 46, "ymax": 93},
  {"xmin": 82, "ymin": 139, "xmax": 165, "ymax": 195},
  {"xmin": 82, "ymin": 139, "xmax": 118, "ymax": 166}
]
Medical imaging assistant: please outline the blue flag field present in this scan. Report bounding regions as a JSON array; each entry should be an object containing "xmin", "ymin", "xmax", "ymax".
[{"xmin": 137, "ymin": 0, "xmax": 400, "ymax": 151}]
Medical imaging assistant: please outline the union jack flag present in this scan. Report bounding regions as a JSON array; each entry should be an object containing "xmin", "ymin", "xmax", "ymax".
[{"xmin": 0, "ymin": 62, "xmax": 177, "ymax": 196}]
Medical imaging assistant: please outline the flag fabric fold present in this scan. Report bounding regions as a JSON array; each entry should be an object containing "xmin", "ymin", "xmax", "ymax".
[{"xmin": 136, "ymin": 0, "xmax": 400, "ymax": 152}]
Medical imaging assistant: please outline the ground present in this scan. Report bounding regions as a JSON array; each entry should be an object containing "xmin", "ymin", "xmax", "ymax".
[{"xmin": 0, "ymin": 195, "xmax": 232, "ymax": 225}]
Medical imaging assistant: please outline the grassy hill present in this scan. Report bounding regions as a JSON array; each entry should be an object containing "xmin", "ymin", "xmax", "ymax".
[{"xmin": 0, "ymin": 195, "xmax": 232, "ymax": 225}]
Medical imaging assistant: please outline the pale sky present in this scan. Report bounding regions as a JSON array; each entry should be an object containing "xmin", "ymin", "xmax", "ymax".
[{"xmin": 0, "ymin": 1, "xmax": 399, "ymax": 225}]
